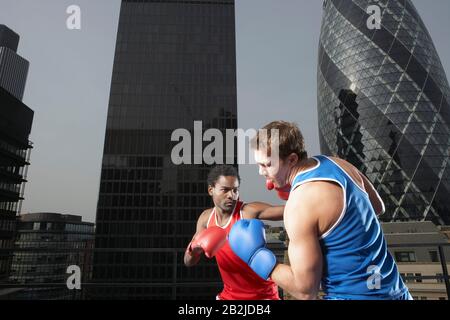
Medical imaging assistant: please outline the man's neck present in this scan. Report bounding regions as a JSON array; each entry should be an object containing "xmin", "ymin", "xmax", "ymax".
[
  {"xmin": 215, "ymin": 206, "xmax": 233, "ymax": 217},
  {"xmin": 287, "ymin": 157, "xmax": 316, "ymax": 186},
  {"xmin": 214, "ymin": 206, "xmax": 233, "ymax": 226}
]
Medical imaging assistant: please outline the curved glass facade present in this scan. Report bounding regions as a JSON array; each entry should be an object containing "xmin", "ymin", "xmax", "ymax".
[{"xmin": 318, "ymin": 0, "xmax": 450, "ymax": 224}]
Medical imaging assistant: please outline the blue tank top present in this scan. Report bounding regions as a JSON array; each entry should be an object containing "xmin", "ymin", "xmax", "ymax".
[{"xmin": 291, "ymin": 155, "xmax": 410, "ymax": 300}]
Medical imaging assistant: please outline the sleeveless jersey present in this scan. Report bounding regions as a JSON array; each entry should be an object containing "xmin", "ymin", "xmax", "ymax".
[
  {"xmin": 291, "ymin": 155, "xmax": 410, "ymax": 300},
  {"xmin": 207, "ymin": 200, "xmax": 280, "ymax": 300}
]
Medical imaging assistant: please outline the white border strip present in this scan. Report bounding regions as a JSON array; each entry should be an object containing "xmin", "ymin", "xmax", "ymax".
[{"xmin": 206, "ymin": 208, "xmax": 214, "ymax": 227}]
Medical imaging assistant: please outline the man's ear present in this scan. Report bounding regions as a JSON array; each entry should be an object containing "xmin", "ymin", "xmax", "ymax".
[
  {"xmin": 288, "ymin": 153, "xmax": 299, "ymax": 166},
  {"xmin": 208, "ymin": 185, "xmax": 214, "ymax": 196}
]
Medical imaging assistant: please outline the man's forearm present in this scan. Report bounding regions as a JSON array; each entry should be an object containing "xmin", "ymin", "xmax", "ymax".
[
  {"xmin": 270, "ymin": 263, "xmax": 319, "ymax": 300},
  {"xmin": 259, "ymin": 205, "xmax": 285, "ymax": 221},
  {"xmin": 184, "ymin": 250, "xmax": 200, "ymax": 267}
]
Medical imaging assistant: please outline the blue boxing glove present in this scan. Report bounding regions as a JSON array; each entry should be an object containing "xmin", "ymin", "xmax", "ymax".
[{"xmin": 228, "ymin": 219, "xmax": 277, "ymax": 280}]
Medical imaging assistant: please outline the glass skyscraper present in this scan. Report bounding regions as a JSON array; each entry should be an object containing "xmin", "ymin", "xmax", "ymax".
[
  {"xmin": 0, "ymin": 87, "xmax": 33, "ymax": 291},
  {"xmin": 318, "ymin": 0, "xmax": 450, "ymax": 225},
  {"xmin": 92, "ymin": 0, "xmax": 238, "ymax": 299},
  {"xmin": 0, "ymin": 25, "xmax": 29, "ymax": 101},
  {"xmin": 0, "ymin": 25, "xmax": 32, "ymax": 294}
]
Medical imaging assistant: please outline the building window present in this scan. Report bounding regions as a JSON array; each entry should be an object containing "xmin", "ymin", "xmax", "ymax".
[
  {"xmin": 395, "ymin": 251, "xmax": 416, "ymax": 262},
  {"xmin": 405, "ymin": 273, "xmax": 414, "ymax": 283},
  {"xmin": 429, "ymin": 250, "xmax": 439, "ymax": 262},
  {"xmin": 415, "ymin": 273, "xmax": 422, "ymax": 283}
]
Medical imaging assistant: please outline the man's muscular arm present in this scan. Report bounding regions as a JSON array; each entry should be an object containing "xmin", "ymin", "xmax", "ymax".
[
  {"xmin": 241, "ymin": 202, "xmax": 285, "ymax": 221},
  {"xmin": 184, "ymin": 210, "xmax": 209, "ymax": 267},
  {"xmin": 270, "ymin": 182, "xmax": 343, "ymax": 299}
]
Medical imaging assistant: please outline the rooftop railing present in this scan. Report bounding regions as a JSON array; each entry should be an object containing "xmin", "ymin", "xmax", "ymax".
[{"xmin": 0, "ymin": 243, "xmax": 448, "ymax": 300}]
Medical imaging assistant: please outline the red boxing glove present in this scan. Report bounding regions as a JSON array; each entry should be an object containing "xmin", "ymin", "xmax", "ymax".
[
  {"xmin": 266, "ymin": 179, "xmax": 291, "ymax": 201},
  {"xmin": 188, "ymin": 226, "xmax": 227, "ymax": 258}
]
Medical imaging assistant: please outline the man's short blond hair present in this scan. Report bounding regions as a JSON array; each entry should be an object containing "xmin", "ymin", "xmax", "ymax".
[{"xmin": 251, "ymin": 121, "xmax": 308, "ymax": 161}]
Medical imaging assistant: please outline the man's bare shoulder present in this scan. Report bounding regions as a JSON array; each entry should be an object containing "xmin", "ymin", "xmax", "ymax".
[
  {"xmin": 198, "ymin": 208, "xmax": 214, "ymax": 226},
  {"xmin": 327, "ymin": 156, "xmax": 353, "ymax": 169},
  {"xmin": 288, "ymin": 181, "xmax": 344, "ymax": 218},
  {"xmin": 326, "ymin": 156, "xmax": 364, "ymax": 187},
  {"xmin": 291, "ymin": 180, "xmax": 342, "ymax": 205},
  {"xmin": 287, "ymin": 180, "xmax": 344, "ymax": 236}
]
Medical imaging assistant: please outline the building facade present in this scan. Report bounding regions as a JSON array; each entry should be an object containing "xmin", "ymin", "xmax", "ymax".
[
  {"xmin": 8, "ymin": 213, "xmax": 94, "ymax": 300},
  {"xmin": 0, "ymin": 86, "xmax": 33, "ymax": 291},
  {"xmin": 92, "ymin": 0, "xmax": 238, "ymax": 299},
  {"xmin": 0, "ymin": 25, "xmax": 29, "ymax": 101},
  {"xmin": 0, "ymin": 25, "xmax": 32, "ymax": 297},
  {"xmin": 383, "ymin": 221, "xmax": 450, "ymax": 300},
  {"xmin": 317, "ymin": 0, "xmax": 450, "ymax": 225}
]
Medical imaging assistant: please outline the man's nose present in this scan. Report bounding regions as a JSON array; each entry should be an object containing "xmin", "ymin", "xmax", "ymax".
[
  {"xmin": 259, "ymin": 166, "xmax": 267, "ymax": 176},
  {"xmin": 227, "ymin": 190, "xmax": 237, "ymax": 199}
]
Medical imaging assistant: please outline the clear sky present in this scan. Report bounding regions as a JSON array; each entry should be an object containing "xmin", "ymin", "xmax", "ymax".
[{"xmin": 0, "ymin": 0, "xmax": 449, "ymax": 223}]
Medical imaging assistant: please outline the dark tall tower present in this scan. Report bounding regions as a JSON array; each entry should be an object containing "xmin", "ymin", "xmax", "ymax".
[
  {"xmin": 0, "ymin": 25, "xmax": 19, "ymax": 52},
  {"xmin": 0, "ymin": 87, "xmax": 33, "ymax": 292},
  {"xmin": 0, "ymin": 25, "xmax": 33, "ymax": 295},
  {"xmin": 92, "ymin": 0, "xmax": 238, "ymax": 299},
  {"xmin": 0, "ymin": 25, "xmax": 29, "ymax": 101},
  {"xmin": 318, "ymin": 0, "xmax": 450, "ymax": 225}
]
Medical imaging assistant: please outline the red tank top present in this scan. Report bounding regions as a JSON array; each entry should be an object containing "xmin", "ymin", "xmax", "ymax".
[{"xmin": 207, "ymin": 201, "xmax": 280, "ymax": 300}]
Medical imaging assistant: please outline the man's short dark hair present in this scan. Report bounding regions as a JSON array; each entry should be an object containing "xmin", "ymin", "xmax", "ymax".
[{"xmin": 207, "ymin": 165, "xmax": 240, "ymax": 187}]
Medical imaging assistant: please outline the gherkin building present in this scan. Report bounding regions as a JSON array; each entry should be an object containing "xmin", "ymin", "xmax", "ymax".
[{"xmin": 318, "ymin": 0, "xmax": 450, "ymax": 225}]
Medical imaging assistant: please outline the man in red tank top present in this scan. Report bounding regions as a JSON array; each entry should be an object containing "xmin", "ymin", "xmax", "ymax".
[{"xmin": 184, "ymin": 165, "xmax": 285, "ymax": 300}]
